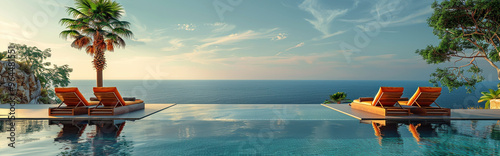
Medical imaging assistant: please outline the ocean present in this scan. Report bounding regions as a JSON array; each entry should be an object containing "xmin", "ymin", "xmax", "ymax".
[{"xmin": 68, "ymin": 80, "xmax": 499, "ymax": 109}]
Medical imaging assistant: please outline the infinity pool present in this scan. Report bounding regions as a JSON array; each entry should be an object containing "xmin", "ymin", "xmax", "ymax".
[{"xmin": 1, "ymin": 104, "xmax": 500, "ymax": 155}]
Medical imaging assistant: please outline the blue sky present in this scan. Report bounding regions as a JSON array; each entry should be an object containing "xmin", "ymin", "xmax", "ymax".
[{"xmin": 1, "ymin": 0, "xmax": 496, "ymax": 80}]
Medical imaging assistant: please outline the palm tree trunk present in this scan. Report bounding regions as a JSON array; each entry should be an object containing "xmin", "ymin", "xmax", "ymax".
[{"xmin": 97, "ymin": 69, "xmax": 103, "ymax": 87}]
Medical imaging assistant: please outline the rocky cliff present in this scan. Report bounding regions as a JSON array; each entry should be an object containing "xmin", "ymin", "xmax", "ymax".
[{"xmin": 0, "ymin": 61, "xmax": 43, "ymax": 104}]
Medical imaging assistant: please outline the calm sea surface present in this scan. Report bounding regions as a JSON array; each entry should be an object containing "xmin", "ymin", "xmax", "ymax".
[{"xmin": 68, "ymin": 80, "xmax": 498, "ymax": 108}]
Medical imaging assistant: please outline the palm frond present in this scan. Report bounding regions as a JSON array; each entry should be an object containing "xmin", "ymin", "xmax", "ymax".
[
  {"xmin": 85, "ymin": 45, "xmax": 95, "ymax": 55},
  {"xmin": 61, "ymin": 0, "xmax": 130, "ymax": 58},
  {"xmin": 105, "ymin": 39, "xmax": 114, "ymax": 51},
  {"xmin": 71, "ymin": 36, "xmax": 91, "ymax": 49},
  {"xmin": 112, "ymin": 27, "xmax": 133, "ymax": 38},
  {"xmin": 66, "ymin": 7, "xmax": 87, "ymax": 18},
  {"xmin": 75, "ymin": 0, "xmax": 94, "ymax": 14},
  {"xmin": 109, "ymin": 20, "xmax": 130, "ymax": 29},
  {"xmin": 59, "ymin": 18, "xmax": 78, "ymax": 26},
  {"xmin": 95, "ymin": 21, "xmax": 113, "ymax": 30},
  {"xmin": 59, "ymin": 30, "xmax": 81, "ymax": 39},
  {"xmin": 82, "ymin": 28, "xmax": 98, "ymax": 36},
  {"xmin": 67, "ymin": 23, "xmax": 89, "ymax": 30}
]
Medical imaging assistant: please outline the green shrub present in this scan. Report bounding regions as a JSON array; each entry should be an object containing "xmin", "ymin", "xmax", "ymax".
[
  {"xmin": 17, "ymin": 61, "xmax": 31, "ymax": 74},
  {"xmin": 329, "ymin": 92, "xmax": 347, "ymax": 103},
  {"xmin": 40, "ymin": 88, "xmax": 48, "ymax": 97},
  {"xmin": 3, "ymin": 43, "xmax": 73, "ymax": 103},
  {"xmin": 0, "ymin": 93, "xmax": 8, "ymax": 104},
  {"xmin": 37, "ymin": 96, "xmax": 51, "ymax": 104},
  {"xmin": 0, "ymin": 52, "xmax": 6, "ymax": 60},
  {"xmin": 478, "ymin": 89, "xmax": 500, "ymax": 109}
]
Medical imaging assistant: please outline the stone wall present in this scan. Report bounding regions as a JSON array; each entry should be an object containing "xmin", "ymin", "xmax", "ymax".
[{"xmin": 0, "ymin": 61, "xmax": 43, "ymax": 104}]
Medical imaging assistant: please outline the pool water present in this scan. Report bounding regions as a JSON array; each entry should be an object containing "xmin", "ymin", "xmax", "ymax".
[{"xmin": 1, "ymin": 104, "xmax": 500, "ymax": 155}]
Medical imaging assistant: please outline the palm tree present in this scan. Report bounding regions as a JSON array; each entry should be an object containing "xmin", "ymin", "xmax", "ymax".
[{"xmin": 60, "ymin": 0, "xmax": 133, "ymax": 87}]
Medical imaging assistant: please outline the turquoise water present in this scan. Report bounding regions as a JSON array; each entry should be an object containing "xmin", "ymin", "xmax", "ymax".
[
  {"xmin": 68, "ymin": 80, "xmax": 498, "ymax": 108},
  {"xmin": 145, "ymin": 104, "xmax": 354, "ymax": 120},
  {"xmin": 1, "ymin": 104, "xmax": 500, "ymax": 155}
]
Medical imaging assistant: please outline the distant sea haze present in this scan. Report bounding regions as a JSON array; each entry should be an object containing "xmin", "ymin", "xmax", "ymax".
[{"xmin": 68, "ymin": 80, "xmax": 498, "ymax": 109}]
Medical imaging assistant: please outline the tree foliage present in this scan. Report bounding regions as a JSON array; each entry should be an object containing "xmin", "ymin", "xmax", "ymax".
[
  {"xmin": 416, "ymin": 0, "xmax": 500, "ymax": 92},
  {"xmin": 60, "ymin": 0, "xmax": 132, "ymax": 87},
  {"xmin": 0, "ymin": 51, "xmax": 6, "ymax": 60},
  {"xmin": 3, "ymin": 43, "xmax": 73, "ymax": 103},
  {"xmin": 11, "ymin": 43, "xmax": 52, "ymax": 76}
]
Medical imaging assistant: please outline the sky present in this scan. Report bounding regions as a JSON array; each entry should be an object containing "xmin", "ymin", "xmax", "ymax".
[{"xmin": 1, "ymin": 0, "xmax": 498, "ymax": 81}]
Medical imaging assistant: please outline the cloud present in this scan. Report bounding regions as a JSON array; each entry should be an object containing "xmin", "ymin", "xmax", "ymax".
[
  {"xmin": 207, "ymin": 22, "xmax": 236, "ymax": 33},
  {"xmin": 385, "ymin": 7, "xmax": 433, "ymax": 26},
  {"xmin": 198, "ymin": 28, "xmax": 278, "ymax": 49},
  {"xmin": 215, "ymin": 53, "xmax": 336, "ymax": 65},
  {"xmin": 161, "ymin": 42, "xmax": 325, "ymax": 66},
  {"xmin": 125, "ymin": 38, "xmax": 147, "ymax": 46},
  {"xmin": 272, "ymin": 33, "xmax": 288, "ymax": 40},
  {"xmin": 276, "ymin": 42, "xmax": 305, "ymax": 56},
  {"xmin": 154, "ymin": 28, "xmax": 282, "ymax": 64},
  {"xmin": 299, "ymin": 0, "xmax": 348, "ymax": 39},
  {"xmin": 319, "ymin": 30, "xmax": 347, "ymax": 40},
  {"xmin": 161, "ymin": 48, "xmax": 241, "ymax": 64},
  {"xmin": 286, "ymin": 42, "xmax": 305, "ymax": 51},
  {"xmin": 177, "ymin": 24, "xmax": 196, "ymax": 31},
  {"xmin": 128, "ymin": 15, "xmax": 147, "ymax": 32},
  {"xmin": 132, "ymin": 38, "xmax": 153, "ymax": 43},
  {"xmin": 0, "ymin": 20, "xmax": 25, "ymax": 42},
  {"xmin": 0, "ymin": 18, "xmax": 67, "ymax": 49},
  {"xmin": 340, "ymin": 0, "xmax": 432, "ymax": 29},
  {"xmin": 352, "ymin": 0, "xmax": 360, "ymax": 8},
  {"xmin": 161, "ymin": 39, "xmax": 184, "ymax": 52}
]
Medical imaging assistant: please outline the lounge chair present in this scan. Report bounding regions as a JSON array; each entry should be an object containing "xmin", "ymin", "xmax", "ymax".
[
  {"xmin": 88, "ymin": 87, "xmax": 145, "ymax": 116},
  {"xmin": 398, "ymin": 87, "xmax": 451, "ymax": 116},
  {"xmin": 49, "ymin": 87, "xmax": 99, "ymax": 116},
  {"xmin": 350, "ymin": 87, "xmax": 410, "ymax": 116}
]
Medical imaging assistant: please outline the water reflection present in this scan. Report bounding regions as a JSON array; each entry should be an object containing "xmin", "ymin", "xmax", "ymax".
[
  {"xmin": 48, "ymin": 120, "xmax": 133, "ymax": 156},
  {"xmin": 368, "ymin": 120, "xmax": 402, "ymax": 146},
  {"xmin": 1, "ymin": 119, "xmax": 500, "ymax": 155},
  {"xmin": 0, "ymin": 120, "xmax": 47, "ymax": 134},
  {"xmin": 363, "ymin": 120, "xmax": 453, "ymax": 145},
  {"xmin": 50, "ymin": 120, "xmax": 87, "ymax": 143},
  {"xmin": 492, "ymin": 121, "xmax": 500, "ymax": 141},
  {"xmin": 90, "ymin": 120, "xmax": 132, "ymax": 156}
]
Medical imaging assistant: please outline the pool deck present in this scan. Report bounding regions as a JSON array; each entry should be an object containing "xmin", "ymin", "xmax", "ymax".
[
  {"xmin": 0, "ymin": 103, "xmax": 176, "ymax": 120},
  {"xmin": 1, "ymin": 103, "xmax": 499, "ymax": 121},
  {"xmin": 322, "ymin": 104, "xmax": 500, "ymax": 120}
]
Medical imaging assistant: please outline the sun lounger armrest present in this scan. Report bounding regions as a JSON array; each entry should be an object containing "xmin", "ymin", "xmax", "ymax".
[
  {"xmin": 90, "ymin": 97, "xmax": 99, "ymax": 101},
  {"xmin": 359, "ymin": 97, "xmax": 374, "ymax": 102},
  {"xmin": 399, "ymin": 97, "xmax": 408, "ymax": 101}
]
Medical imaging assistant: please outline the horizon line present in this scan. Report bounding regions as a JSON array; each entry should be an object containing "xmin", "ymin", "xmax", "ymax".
[{"xmin": 69, "ymin": 79, "xmax": 431, "ymax": 81}]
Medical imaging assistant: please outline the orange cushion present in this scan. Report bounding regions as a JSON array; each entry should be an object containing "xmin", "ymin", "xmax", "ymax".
[
  {"xmin": 353, "ymin": 99, "xmax": 372, "ymax": 105},
  {"xmin": 124, "ymin": 100, "xmax": 144, "ymax": 105},
  {"xmin": 93, "ymin": 87, "xmax": 127, "ymax": 106},
  {"xmin": 55, "ymin": 87, "xmax": 90, "ymax": 106},
  {"xmin": 406, "ymin": 87, "xmax": 441, "ymax": 106},
  {"xmin": 372, "ymin": 87, "xmax": 404, "ymax": 106}
]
